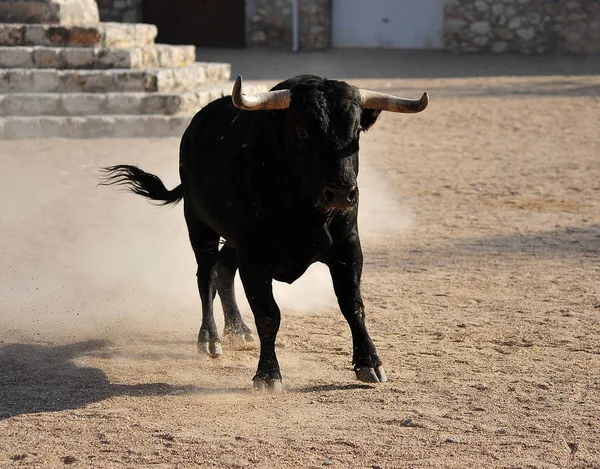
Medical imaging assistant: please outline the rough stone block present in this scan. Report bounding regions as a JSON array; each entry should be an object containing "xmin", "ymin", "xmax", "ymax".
[
  {"xmin": 155, "ymin": 44, "xmax": 195, "ymax": 67},
  {"xmin": 32, "ymin": 68, "xmax": 60, "ymax": 91},
  {"xmin": 527, "ymin": 12, "xmax": 542, "ymax": 25},
  {"xmin": 95, "ymin": 48, "xmax": 131, "ymax": 68},
  {"xmin": 206, "ymin": 63, "xmax": 231, "ymax": 84},
  {"xmin": 470, "ymin": 21, "xmax": 490, "ymax": 35},
  {"xmin": 22, "ymin": 25, "xmax": 47, "ymax": 45},
  {"xmin": 0, "ymin": 3, "xmax": 49, "ymax": 24},
  {"xmin": 32, "ymin": 47, "xmax": 59, "ymax": 67},
  {"xmin": 61, "ymin": 47, "xmax": 95, "ymax": 68},
  {"xmin": 105, "ymin": 92, "xmax": 142, "ymax": 114},
  {"xmin": 0, "ymin": 24, "xmax": 24, "ymax": 45},
  {"xmin": 155, "ymin": 69, "xmax": 176, "ymax": 92},
  {"xmin": 517, "ymin": 28, "xmax": 535, "ymax": 41},
  {"xmin": 112, "ymin": 70, "xmax": 151, "ymax": 92},
  {"xmin": 72, "ymin": 72, "xmax": 112, "ymax": 92},
  {"xmin": 3, "ymin": 94, "xmax": 60, "ymax": 115},
  {"xmin": 474, "ymin": 1, "xmax": 488, "ymax": 13},
  {"xmin": 61, "ymin": 93, "xmax": 105, "ymax": 114},
  {"xmin": 137, "ymin": 47, "xmax": 158, "ymax": 68},
  {"xmin": 492, "ymin": 4, "xmax": 504, "ymax": 15},
  {"xmin": 141, "ymin": 94, "xmax": 181, "ymax": 115},
  {"xmin": 0, "ymin": 47, "xmax": 33, "ymax": 67},
  {"xmin": 131, "ymin": 23, "xmax": 158, "ymax": 48},
  {"xmin": 491, "ymin": 41, "xmax": 508, "ymax": 53},
  {"xmin": 65, "ymin": 26, "xmax": 101, "ymax": 46},
  {"xmin": 508, "ymin": 17, "xmax": 521, "ymax": 30},
  {"xmin": 101, "ymin": 22, "xmax": 133, "ymax": 48}
]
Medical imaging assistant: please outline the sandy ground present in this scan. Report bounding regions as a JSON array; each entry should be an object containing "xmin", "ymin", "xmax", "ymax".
[{"xmin": 1, "ymin": 51, "xmax": 600, "ymax": 468}]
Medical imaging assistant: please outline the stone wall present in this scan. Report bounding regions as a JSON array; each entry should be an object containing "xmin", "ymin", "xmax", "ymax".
[
  {"xmin": 0, "ymin": 0, "xmax": 100, "ymax": 25},
  {"xmin": 97, "ymin": 0, "xmax": 142, "ymax": 23},
  {"xmin": 247, "ymin": 0, "xmax": 330, "ymax": 50},
  {"xmin": 299, "ymin": 0, "xmax": 330, "ymax": 50},
  {"xmin": 95, "ymin": 0, "xmax": 599, "ymax": 53},
  {"xmin": 97, "ymin": 0, "xmax": 330, "ymax": 50},
  {"xmin": 444, "ymin": 0, "xmax": 600, "ymax": 54}
]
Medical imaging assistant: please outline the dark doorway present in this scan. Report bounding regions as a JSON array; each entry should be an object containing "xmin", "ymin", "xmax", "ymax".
[{"xmin": 143, "ymin": 0, "xmax": 246, "ymax": 48}]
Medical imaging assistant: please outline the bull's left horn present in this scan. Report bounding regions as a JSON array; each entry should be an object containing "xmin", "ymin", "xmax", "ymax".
[
  {"xmin": 359, "ymin": 89, "xmax": 429, "ymax": 113},
  {"xmin": 232, "ymin": 75, "xmax": 292, "ymax": 111}
]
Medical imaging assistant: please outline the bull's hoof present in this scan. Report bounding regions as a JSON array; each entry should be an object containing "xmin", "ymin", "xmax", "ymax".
[
  {"xmin": 355, "ymin": 365, "xmax": 388, "ymax": 383},
  {"xmin": 197, "ymin": 339, "xmax": 223, "ymax": 358},
  {"xmin": 253, "ymin": 378, "xmax": 283, "ymax": 393},
  {"xmin": 223, "ymin": 330, "xmax": 256, "ymax": 350}
]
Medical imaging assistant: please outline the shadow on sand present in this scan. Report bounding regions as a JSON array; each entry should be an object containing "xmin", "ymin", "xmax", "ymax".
[
  {"xmin": 453, "ymin": 224, "xmax": 600, "ymax": 257},
  {"xmin": 292, "ymin": 383, "xmax": 375, "ymax": 393},
  {"xmin": 365, "ymin": 224, "xmax": 600, "ymax": 270},
  {"xmin": 0, "ymin": 339, "xmax": 247, "ymax": 419}
]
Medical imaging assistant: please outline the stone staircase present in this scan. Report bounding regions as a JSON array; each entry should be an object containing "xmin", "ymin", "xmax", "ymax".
[{"xmin": 0, "ymin": 0, "xmax": 264, "ymax": 138}]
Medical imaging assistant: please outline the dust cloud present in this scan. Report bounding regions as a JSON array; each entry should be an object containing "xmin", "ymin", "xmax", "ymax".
[{"xmin": 0, "ymin": 139, "xmax": 412, "ymax": 345}]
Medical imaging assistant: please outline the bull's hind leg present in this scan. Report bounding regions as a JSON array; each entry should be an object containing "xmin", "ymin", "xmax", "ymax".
[
  {"xmin": 184, "ymin": 203, "xmax": 222, "ymax": 358},
  {"xmin": 216, "ymin": 244, "xmax": 255, "ymax": 347}
]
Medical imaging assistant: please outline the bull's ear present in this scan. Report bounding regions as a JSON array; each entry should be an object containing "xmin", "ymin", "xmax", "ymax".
[{"xmin": 361, "ymin": 109, "xmax": 382, "ymax": 131}]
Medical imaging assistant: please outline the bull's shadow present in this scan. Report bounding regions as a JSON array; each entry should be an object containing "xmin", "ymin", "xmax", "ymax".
[{"xmin": 0, "ymin": 339, "xmax": 225, "ymax": 419}]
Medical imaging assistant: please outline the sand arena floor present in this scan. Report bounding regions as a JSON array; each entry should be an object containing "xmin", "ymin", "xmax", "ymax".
[{"xmin": 1, "ymin": 50, "xmax": 599, "ymax": 468}]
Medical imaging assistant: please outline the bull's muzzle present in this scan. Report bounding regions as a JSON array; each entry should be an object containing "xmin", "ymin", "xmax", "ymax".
[{"xmin": 320, "ymin": 185, "xmax": 358, "ymax": 211}]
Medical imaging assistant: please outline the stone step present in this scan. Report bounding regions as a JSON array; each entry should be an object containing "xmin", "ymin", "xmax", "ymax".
[
  {"xmin": 0, "ymin": 114, "xmax": 191, "ymax": 138},
  {"xmin": 0, "ymin": 82, "xmax": 267, "ymax": 116},
  {"xmin": 0, "ymin": 44, "xmax": 195, "ymax": 69},
  {"xmin": 0, "ymin": 62, "xmax": 231, "ymax": 93},
  {"xmin": 0, "ymin": 0, "xmax": 99, "ymax": 25},
  {"xmin": 0, "ymin": 22, "xmax": 157, "ymax": 48}
]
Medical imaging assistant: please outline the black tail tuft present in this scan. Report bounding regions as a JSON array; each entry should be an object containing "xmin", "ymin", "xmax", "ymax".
[{"xmin": 99, "ymin": 165, "xmax": 183, "ymax": 206}]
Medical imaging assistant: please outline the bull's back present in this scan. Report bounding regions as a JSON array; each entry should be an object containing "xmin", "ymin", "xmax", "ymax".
[{"xmin": 178, "ymin": 96, "xmax": 252, "ymax": 240}]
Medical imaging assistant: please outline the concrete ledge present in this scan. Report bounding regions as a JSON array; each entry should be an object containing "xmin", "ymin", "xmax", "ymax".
[
  {"xmin": 0, "ymin": 23, "xmax": 158, "ymax": 48},
  {"xmin": 0, "ymin": 62, "xmax": 231, "ymax": 93},
  {"xmin": 0, "ymin": 44, "xmax": 196, "ymax": 69}
]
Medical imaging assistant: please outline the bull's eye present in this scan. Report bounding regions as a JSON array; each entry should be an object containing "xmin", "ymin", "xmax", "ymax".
[{"xmin": 296, "ymin": 128, "xmax": 308, "ymax": 140}]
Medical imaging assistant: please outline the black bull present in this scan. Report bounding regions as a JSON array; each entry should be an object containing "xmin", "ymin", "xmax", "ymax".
[{"xmin": 101, "ymin": 74, "xmax": 428, "ymax": 392}]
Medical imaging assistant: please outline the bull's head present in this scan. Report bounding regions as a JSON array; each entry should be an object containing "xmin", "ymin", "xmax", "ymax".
[{"xmin": 232, "ymin": 75, "xmax": 428, "ymax": 213}]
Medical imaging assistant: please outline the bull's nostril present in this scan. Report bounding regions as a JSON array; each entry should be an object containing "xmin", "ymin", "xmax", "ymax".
[
  {"xmin": 324, "ymin": 188, "xmax": 336, "ymax": 203},
  {"xmin": 347, "ymin": 189, "xmax": 357, "ymax": 203}
]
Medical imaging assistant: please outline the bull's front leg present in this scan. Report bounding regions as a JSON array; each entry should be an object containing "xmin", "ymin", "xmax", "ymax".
[
  {"xmin": 238, "ymin": 260, "xmax": 283, "ymax": 393},
  {"xmin": 327, "ymin": 235, "xmax": 387, "ymax": 383}
]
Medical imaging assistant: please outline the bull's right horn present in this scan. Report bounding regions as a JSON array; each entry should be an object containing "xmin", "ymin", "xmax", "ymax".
[
  {"xmin": 232, "ymin": 75, "xmax": 292, "ymax": 111},
  {"xmin": 359, "ymin": 89, "xmax": 429, "ymax": 113}
]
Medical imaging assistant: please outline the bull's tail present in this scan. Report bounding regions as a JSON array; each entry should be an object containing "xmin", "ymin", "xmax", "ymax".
[{"xmin": 99, "ymin": 165, "xmax": 183, "ymax": 206}]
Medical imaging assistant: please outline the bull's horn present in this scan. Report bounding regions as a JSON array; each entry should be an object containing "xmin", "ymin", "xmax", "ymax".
[
  {"xmin": 232, "ymin": 75, "xmax": 292, "ymax": 111},
  {"xmin": 359, "ymin": 89, "xmax": 429, "ymax": 113}
]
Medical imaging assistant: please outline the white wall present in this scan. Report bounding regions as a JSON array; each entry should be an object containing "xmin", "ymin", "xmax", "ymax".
[{"xmin": 332, "ymin": 0, "xmax": 445, "ymax": 49}]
